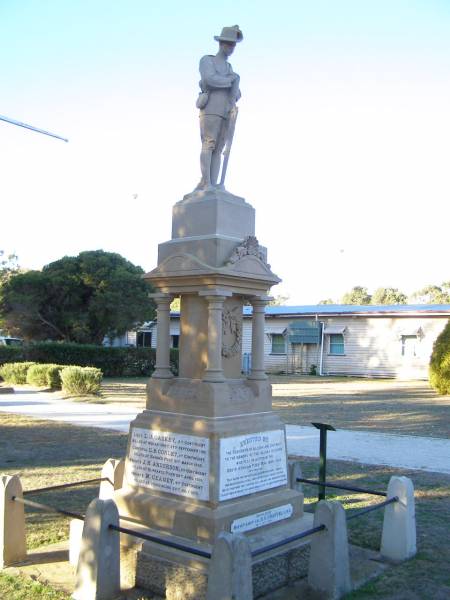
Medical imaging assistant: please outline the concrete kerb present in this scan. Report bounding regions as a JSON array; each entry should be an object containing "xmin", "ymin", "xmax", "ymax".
[
  {"xmin": 206, "ymin": 531, "xmax": 253, "ymax": 600},
  {"xmin": 381, "ymin": 475, "xmax": 416, "ymax": 562},
  {"xmin": 308, "ymin": 500, "xmax": 352, "ymax": 600},
  {"xmin": 72, "ymin": 498, "xmax": 121, "ymax": 600},
  {"xmin": 0, "ymin": 474, "xmax": 27, "ymax": 569}
]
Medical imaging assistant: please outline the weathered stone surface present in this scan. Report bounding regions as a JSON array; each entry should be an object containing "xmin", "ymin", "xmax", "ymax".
[
  {"xmin": 0, "ymin": 474, "xmax": 26, "ymax": 568},
  {"xmin": 381, "ymin": 476, "xmax": 416, "ymax": 562}
]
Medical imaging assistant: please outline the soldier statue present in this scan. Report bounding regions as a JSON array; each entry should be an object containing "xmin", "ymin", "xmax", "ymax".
[{"xmin": 195, "ymin": 25, "xmax": 243, "ymax": 191}]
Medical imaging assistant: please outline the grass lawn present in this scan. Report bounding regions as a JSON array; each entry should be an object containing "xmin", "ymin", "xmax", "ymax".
[{"xmin": 1, "ymin": 412, "xmax": 449, "ymax": 599}]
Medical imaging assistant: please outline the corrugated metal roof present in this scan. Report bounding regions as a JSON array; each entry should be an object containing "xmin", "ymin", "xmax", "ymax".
[
  {"xmin": 243, "ymin": 304, "xmax": 450, "ymax": 316},
  {"xmin": 167, "ymin": 304, "xmax": 450, "ymax": 317}
]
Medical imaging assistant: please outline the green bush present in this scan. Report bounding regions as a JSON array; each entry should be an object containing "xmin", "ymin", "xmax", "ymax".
[
  {"xmin": 60, "ymin": 366, "xmax": 103, "ymax": 395},
  {"xmin": 429, "ymin": 320, "xmax": 450, "ymax": 394},
  {"xmin": 26, "ymin": 363, "xmax": 66, "ymax": 389},
  {"xmin": 46, "ymin": 365, "xmax": 66, "ymax": 389},
  {"xmin": 26, "ymin": 363, "xmax": 51, "ymax": 387},
  {"xmin": 0, "ymin": 342, "xmax": 179, "ymax": 378},
  {"xmin": 0, "ymin": 362, "xmax": 36, "ymax": 384}
]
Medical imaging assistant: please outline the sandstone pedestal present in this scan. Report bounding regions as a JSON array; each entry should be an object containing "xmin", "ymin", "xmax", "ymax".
[{"xmin": 114, "ymin": 189, "xmax": 307, "ymax": 598}]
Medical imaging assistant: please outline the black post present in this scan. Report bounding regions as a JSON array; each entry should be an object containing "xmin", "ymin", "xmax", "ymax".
[{"xmin": 312, "ymin": 422, "xmax": 336, "ymax": 501}]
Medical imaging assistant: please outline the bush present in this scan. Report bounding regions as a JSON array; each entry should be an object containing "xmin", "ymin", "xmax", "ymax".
[
  {"xmin": 0, "ymin": 362, "xmax": 36, "ymax": 384},
  {"xmin": 60, "ymin": 366, "xmax": 103, "ymax": 395},
  {"xmin": 429, "ymin": 320, "xmax": 450, "ymax": 394},
  {"xmin": 26, "ymin": 363, "xmax": 66, "ymax": 389},
  {"xmin": 46, "ymin": 364, "xmax": 66, "ymax": 389}
]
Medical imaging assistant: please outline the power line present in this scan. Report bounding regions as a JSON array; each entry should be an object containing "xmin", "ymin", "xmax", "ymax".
[{"xmin": 0, "ymin": 114, "xmax": 68, "ymax": 142}]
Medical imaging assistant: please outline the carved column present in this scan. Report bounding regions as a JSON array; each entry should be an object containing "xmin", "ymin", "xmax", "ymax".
[
  {"xmin": 248, "ymin": 297, "xmax": 269, "ymax": 380},
  {"xmin": 202, "ymin": 294, "xmax": 227, "ymax": 383},
  {"xmin": 152, "ymin": 294, "xmax": 173, "ymax": 379}
]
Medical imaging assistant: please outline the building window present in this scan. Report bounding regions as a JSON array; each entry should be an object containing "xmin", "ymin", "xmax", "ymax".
[
  {"xmin": 171, "ymin": 334, "xmax": 179, "ymax": 349},
  {"xmin": 271, "ymin": 333, "xmax": 286, "ymax": 354},
  {"xmin": 329, "ymin": 333, "xmax": 344, "ymax": 355},
  {"xmin": 401, "ymin": 335, "xmax": 417, "ymax": 358},
  {"xmin": 137, "ymin": 331, "xmax": 152, "ymax": 347}
]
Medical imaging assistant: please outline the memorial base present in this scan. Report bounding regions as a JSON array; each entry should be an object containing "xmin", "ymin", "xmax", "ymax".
[{"xmin": 129, "ymin": 514, "xmax": 313, "ymax": 599}]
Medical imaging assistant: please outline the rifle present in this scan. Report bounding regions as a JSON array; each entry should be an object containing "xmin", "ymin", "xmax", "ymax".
[
  {"xmin": 219, "ymin": 105, "xmax": 238, "ymax": 187},
  {"xmin": 0, "ymin": 114, "xmax": 68, "ymax": 142}
]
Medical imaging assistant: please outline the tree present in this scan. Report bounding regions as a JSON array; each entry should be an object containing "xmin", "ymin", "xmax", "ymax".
[
  {"xmin": 429, "ymin": 319, "xmax": 450, "ymax": 394},
  {"xmin": 318, "ymin": 298, "xmax": 335, "ymax": 305},
  {"xmin": 0, "ymin": 250, "xmax": 155, "ymax": 344},
  {"xmin": 0, "ymin": 251, "xmax": 19, "ymax": 287},
  {"xmin": 371, "ymin": 287, "xmax": 407, "ymax": 305},
  {"xmin": 268, "ymin": 294, "xmax": 290, "ymax": 306},
  {"xmin": 411, "ymin": 283, "xmax": 450, "ymax": 304},
  {"xmin": 341, "ymin": 286, "xmax": 371, "ymax": 305},
  {"xmin": 0, "ymin": 251, "xmax": 20, "ymax": 333}
]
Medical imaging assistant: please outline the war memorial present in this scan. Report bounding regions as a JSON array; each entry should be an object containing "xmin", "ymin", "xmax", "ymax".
[
  {"xmin": 111, "ymin": 24, "xmax": 313, "ymax": 598},
  {"xmin": 0, "ymin": 24, "xmax": 417, "ymax": 600}
]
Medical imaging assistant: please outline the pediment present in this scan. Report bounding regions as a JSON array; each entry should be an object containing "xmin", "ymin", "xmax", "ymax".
[{"xmin": 223, "ymin": 254, "xmax": 280, "ymax": 282}]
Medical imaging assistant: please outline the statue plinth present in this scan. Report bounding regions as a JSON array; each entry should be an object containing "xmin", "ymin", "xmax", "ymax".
[{"xmin": 115, "ymin": 188, "xmax": 311, "ymax": 598}]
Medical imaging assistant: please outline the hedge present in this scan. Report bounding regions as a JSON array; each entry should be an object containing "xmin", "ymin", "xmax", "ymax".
[
  {"xmin": 0, "ymin": 342, "xmax": 179, "ymax": 378},
  {"xmin": 429, "ymin": 319, "xmax": 450, "ymax": 394}
]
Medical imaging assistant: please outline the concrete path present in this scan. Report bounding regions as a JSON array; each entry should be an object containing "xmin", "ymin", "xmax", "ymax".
[{"xmin": 1, "ymin": 388, "xmax": 450, "ymax": 475}]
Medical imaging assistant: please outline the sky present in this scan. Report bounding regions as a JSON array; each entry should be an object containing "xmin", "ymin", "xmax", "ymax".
[{"xmin": 1, "ymin": 0, "xmax": 450, "ymax": 304}]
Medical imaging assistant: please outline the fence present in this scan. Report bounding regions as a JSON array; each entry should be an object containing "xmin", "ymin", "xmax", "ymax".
[{"xmin": 1, "ymin": 457, "xmax": 416, "ymax": 600}]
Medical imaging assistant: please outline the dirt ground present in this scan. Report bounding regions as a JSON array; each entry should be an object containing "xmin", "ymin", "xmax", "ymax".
[
  {"xmin": 99, "ymin": 376, "xmax": 450, "ymax": 438},
  {"xmin": 270, "ymin": 376, "xmax": 450, "ymax": 438}
]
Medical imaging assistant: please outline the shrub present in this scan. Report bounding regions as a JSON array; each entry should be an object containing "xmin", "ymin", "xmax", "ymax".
[
  {"xmin": 60, "ymin": 366, "xmax": 103, "ymax": 395},
  {"xmin": 429, "ymin": 320, "xmax": 450, "ymax": 394},
  {"xmin": 46, "ymin": 364, "xmax": 66, "ymax": 389},
  {"xmin": 26, "ymin": 363, "xmax": 51, "ymax": 387},
  {"xmin": 0, "ymin": 362, "xmax": 36, "ymax": 384},
  {"xmin": 26, "ymin": 363, "xmax": 66, "ymax": 389}
]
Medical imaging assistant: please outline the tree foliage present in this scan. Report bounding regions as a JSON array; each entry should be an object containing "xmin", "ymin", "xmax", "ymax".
[
  {"xmin": 268, "ymin": 294, "xmax": 290, "ymax": 306},
  {"xmin": 429, "ymin": 319, "xmax": 450, "ymax": 394},
  {"xmin": 0, "ymin": 250, "xmax": 155, "ymax": 344},
  {"xmin": 411, "ymin": 283, "xmax": 450, "ymax": 304},
  {"xmin": 371, "ymin": 287, "xmax": 407, "ymax": 305},
  {"xmin": 341, "ymin": 286, "xmax": 372, "ymax": 305}
]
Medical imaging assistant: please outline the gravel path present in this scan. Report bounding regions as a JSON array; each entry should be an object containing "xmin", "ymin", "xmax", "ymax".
[{"xmin": 1, "ymin": 387, "xmax": 449, "ymax": 475}]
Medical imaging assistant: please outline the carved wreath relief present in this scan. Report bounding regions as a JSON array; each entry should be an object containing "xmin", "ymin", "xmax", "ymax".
[
  {"xmin": 225, "ymin": 235, "xmax": 268, "ymax": 266},
  {"xmin": 222, "ymin": 306, "xmax": 242, "ymax": 358}
]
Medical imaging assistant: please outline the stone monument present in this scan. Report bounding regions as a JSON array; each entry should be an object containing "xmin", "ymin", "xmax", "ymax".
[{"xmin": 114, "ymin": 26, "xmax": 308, "ymax": 598}]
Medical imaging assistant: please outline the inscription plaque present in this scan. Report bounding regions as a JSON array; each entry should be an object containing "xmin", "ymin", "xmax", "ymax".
[
  {"xmin": 231, "ymin": 504, "xmax": 293, "ymax": 533},
  {"xmin": 126, "ymin": 428, "xmax": 210, "ymax": 500},
  {"xmin": 219, "ymin": 429, "xmax": 288, "ymax": 500}
]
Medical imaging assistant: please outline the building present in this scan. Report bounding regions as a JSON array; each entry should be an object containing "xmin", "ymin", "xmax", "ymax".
[{"xmin": 120, "ymin": 304, "xmax": 450, "ymax": 379}]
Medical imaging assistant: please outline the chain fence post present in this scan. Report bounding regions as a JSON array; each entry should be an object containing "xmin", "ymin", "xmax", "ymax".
[
  {"xmin": 381, "ymin": 476, "xmax": 416, "ymax": 561},
  {"xmin": 308, "ymin": 500, "xmax": 352, "ymax": 599},
  {"xmin": 72, "ymin": 498, "xmax": 121, "ymax": 600},
  {"xmin": 99, "ymin": 458, "xmax": 125, "ymax": 499},
  {"xmin": 207, "ymin": 531, "xmax": 253, "ymax": 600},
  {"xmin": 0, "ymin": 475, "xmax": 26, "ymax": 568}
]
